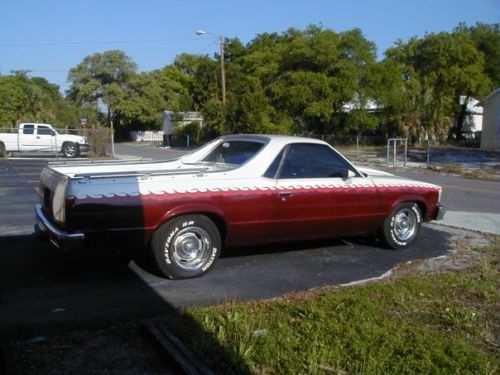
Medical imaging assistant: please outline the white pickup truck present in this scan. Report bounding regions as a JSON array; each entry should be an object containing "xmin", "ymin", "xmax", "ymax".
[{"xmin": 0, "ymin": 123, "xmax": 89, "ymax": 158}]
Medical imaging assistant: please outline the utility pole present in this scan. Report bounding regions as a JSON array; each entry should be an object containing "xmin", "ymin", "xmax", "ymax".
[
  {"xmin": 219, "ymin": 35, "xmax": 226, "ymax": 107},
  {"xmin": 196, "ymin": 29, "xmax": 226, "ymax": 106}
]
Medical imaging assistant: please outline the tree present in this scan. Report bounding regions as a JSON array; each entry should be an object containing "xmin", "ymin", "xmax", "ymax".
[
  {"xmin": 224, "ymin": 72, "xmax": 293, "ymax": 135},
  {"xmin": 385, "ymin": 30, "xmax": 491, "ymax": 141},
  {"xmin": 0, "ymin": 72, "xmax": 74, "ymax": 127},
  {"xmin": 0, "ymin": 73, "xmax": 33, "ymax": 126},
  {"xmin": 114, "ymin": 67, "xmax": 193, "ymax": 129},
  {"xmin": 173, "ymin": 53, "xmax": 220, "ymax": 109},
  {"xmin": 67, "ymin": 50, "xmax": 137, "ymax": 127},
  {"xmin": 455, "ymin": 23, "xmax": 500, "ymax": 87},
  {"xmin": 173, "ymin": 53, "xmax": 223, "ymax": 135},
  {"xmin": 267, "ymin": 26, "xmax": 377, "ymax": 135}
]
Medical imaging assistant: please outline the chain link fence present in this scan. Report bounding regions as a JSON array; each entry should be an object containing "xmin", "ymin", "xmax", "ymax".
[{"xmin": 307, "ymin": 134, "xmax": 496, "ymax": 169}]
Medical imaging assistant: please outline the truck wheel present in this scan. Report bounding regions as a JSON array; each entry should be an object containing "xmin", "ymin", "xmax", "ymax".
[
  {"xmin": 151, "ymin": 215, "xmax": 221, "ymax": 279},
  {"xmin": 62, "ymin": 142, "xmax": 79, "ymax": 158},
  {"xmin": 381, "ymin": 202, "xmax": 422, "ymax": 250}
]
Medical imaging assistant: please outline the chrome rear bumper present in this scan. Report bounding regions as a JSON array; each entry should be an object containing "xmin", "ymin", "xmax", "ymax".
[{"xmin": 35, "ymin": 204, "xmax": 84, "ymax": 251}]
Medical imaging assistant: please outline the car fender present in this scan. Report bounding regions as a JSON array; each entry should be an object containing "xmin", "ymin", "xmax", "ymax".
[
  {"xmin": 388, "ymin": 194, "xmax": 429, "ymax": 221},
  {"xmin": 155, "ymin": 203, "xmax": 228, "ymax": 232}
]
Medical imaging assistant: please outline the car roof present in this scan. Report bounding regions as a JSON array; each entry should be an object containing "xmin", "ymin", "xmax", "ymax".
[{"xmin": 220, "ymin": 134, "xmax": 327, "ymax": 147}]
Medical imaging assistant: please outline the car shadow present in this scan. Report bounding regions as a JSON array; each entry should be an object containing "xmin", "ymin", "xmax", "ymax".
[
  {"xmin": 0, "ymin": 233, "xmax": 250, "ymax": 373},
  {"xmin": 221, "ymin": 225, "xmax": 452, "ymax": 261}
]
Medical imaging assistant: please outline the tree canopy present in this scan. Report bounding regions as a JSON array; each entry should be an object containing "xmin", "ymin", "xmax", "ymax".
[{"xmin": 1, "ymin": 22, "xmax": 498, "ymax": 144}]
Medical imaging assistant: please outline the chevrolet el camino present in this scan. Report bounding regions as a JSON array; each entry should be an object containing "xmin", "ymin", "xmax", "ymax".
[{"xmin": 36, "ymin": 135, "xmax": 445, "ymax": 279}]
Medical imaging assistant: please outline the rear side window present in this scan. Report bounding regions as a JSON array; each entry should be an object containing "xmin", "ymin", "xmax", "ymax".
[
  {"xmin": 202, "ymin": 141, "xmax": 264, "ymax": 166},
  {"xmin": 37, "ymin": 126, "xmax": 54, "ymax": 135},
  {"xmin": 264, "ymin": 148, "xmax": 285, "ymax": 178},
  {"xmin": 23, "ymin": 125, "xmax": 35, "ymax": 134}
]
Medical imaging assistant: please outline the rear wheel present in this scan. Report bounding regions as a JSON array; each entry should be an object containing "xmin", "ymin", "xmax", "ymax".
[
  {"xmin": 62, "ymin": 142, "xmax": 79, "ymax": 158},
  {"xmin": 151, "ymin": 215, "xmax": 222, "ymax": 279},
  {"xmin": 381, "ymin": 202, "xmax": 422, "ymax": 249}
]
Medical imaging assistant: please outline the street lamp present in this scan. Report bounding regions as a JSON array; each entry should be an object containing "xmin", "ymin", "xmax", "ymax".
[{"xmin": 196, "ymin": 29, "xmax": 226, "ymax": 106}]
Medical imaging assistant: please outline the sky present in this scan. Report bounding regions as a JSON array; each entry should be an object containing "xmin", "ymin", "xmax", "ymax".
[{"xmin": 0, "ymin": 0, "xmax": 498, "ymax": 93}]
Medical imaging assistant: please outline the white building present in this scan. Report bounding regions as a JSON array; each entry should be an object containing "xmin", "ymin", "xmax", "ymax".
[
  {"xmin": 478, "ymin": 89, "xmax": 500, "ymax": 150},
  {"xmin": 460, "ymin": 97, "xmax": 483, "ymax": 137}
]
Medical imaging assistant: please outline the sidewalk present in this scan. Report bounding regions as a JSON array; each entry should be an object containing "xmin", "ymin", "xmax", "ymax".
[{"xmin": 436, "ymin": 211, "xmax": 500, "ymax": 235}]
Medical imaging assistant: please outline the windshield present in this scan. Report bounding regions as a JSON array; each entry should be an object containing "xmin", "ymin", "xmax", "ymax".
[{"xmin": 201, "ymin": 140, "xmax": 265, "ymax": 166}]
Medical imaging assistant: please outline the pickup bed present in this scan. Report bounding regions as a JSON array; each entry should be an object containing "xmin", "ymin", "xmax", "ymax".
[{"xmin": 0, "ymin": 123, "xmax": 89, "ymax": 158}]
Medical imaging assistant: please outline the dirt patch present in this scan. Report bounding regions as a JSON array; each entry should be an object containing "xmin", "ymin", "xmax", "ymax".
[
  {"xmin": 2, "ymin": 323, "xmax": 170, "ymax": 374},
  {"xmin": 389, "ymin": 233, "xmax": 493, "ymax": 280}
]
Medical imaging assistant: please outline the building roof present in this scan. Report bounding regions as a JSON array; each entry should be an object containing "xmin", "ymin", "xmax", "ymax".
[{"xmin": 476, "ymin": 88, "xmax": 500, "ymax": 106}]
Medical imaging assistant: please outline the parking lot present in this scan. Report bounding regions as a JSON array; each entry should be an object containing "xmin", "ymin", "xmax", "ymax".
[{"xmin": 0, "ymin": 155, "xmax": 464, "ymax": 339}]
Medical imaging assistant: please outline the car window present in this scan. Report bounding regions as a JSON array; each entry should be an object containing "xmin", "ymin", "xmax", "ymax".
[
  {"xmin": 202, "ymin": 141, "xmax": 264, "ymax": 166},
  {"xmin": 264, "ymin": 148, "xmax": 285, "ymax": 178},
  {"xmin": 23, "ymin": 125, "xmax": 35, "ymax": 135},
  {"xmin": 37, "ymin": 126, "xmax": 54, "ymax": 136},
  {"xmin": 278, "ymin": 143, "xmax": 355, "ymax": 179}
]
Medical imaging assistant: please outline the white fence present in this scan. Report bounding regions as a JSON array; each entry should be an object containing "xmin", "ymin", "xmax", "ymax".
[{"xmin": 129, "ymin": 130, "xmax": 164, "ymax": 142}]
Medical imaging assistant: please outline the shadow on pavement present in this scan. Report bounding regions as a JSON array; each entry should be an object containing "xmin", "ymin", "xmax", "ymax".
[{"xmin": 0, "ymin": 234, "xmax": 250, "ymax": 373}]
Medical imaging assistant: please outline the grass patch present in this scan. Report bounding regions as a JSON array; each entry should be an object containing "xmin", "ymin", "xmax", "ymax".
[
  {"xmin": 167, "ymin": 240, "xmax": 499, "ymax": 374},
  {"xmin": 430, "ymin": 163, "xmax": 500, "ymax": 181}
]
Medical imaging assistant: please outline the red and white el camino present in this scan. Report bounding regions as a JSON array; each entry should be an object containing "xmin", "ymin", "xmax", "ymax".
[{"xmin": 36, "ymin": 135, "xmax": 445, "ymax": 279}]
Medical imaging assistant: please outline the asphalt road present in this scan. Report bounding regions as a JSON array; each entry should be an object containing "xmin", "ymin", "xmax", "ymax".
[
  {"xmin": 379, "ymin": 166, "xmax": 500, "ymax": 235},
  {"xmin": 383, "ymin": 166, "xmax": 500, "ymax": 214},
  {"xmin": 0, "ymin": 148, "xmax": 493, "ymax": 339}
]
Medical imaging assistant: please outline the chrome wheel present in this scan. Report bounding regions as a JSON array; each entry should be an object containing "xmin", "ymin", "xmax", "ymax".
[
  {"xmin": 393, "ymin": 208, "xmax": 417, "ymax": 242},
  {"xmin": 170, "ymin": 227, "xmax": 211, "ymax": 271},
  {"xmin": 152, "ymin": 214, "xmax": 222, "ymax": 279},
  {"xmin": 382, "ymin": 202, "xmax": 422, "ymax": 250},
  {"xmin": 63, "ymin": 143, "xmax": 78, "ymax": 158}
]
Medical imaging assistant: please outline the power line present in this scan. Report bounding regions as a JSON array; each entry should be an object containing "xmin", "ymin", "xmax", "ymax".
[
  {"xmin": 0, "ymin": 38, "xmax": 200, "ymax": 47},
  {"xmin": 1, "ymin": 68, "xmax": 70, "ymax": 73},
  {"xmin": 196, "ymin": 40, "xmax": 218, "ymax": 55}
]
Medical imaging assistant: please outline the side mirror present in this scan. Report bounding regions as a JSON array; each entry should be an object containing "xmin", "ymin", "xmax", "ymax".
[{"xmin": 347, "ymin": 170, "xmax": 356, "ymax": 179}]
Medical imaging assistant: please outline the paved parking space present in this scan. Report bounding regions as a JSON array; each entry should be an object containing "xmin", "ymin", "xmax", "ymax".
[
  {"xmin": 0, "ymin": 159, "xmax": 44, "ymax": 235},
  {"xmin": 0, "ymin": 156, "xmax": 457, "ymax": 338}
]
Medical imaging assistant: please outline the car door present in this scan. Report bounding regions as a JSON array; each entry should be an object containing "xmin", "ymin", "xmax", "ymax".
[
  {"xmin": 269, "ymin": 143, "xmax": 380, "ymax": 242},
  {"xmin": 33, "ymin": 125, "xmax": 57, "ymax": 152},
  {"xmin": 18, "ymin": 124, "xmax": 37, "ymax": 150}
]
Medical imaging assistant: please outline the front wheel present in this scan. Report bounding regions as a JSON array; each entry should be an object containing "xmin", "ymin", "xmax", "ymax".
[
  {"xmin": 381, "ymin": 202, "xmax": 422, "ymax": 249},
  {"xmin": 62, "ymin": 142, "xmax": 79, "ymax": 158},
  {"xmin": 151, "ymin": 215, "xmax": 222, "ymax": 279}
]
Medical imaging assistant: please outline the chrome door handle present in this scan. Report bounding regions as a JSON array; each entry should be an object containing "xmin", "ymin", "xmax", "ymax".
[{"xmin": 278, "ymin": 191, "xmax": 293, "ymax": 201}]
